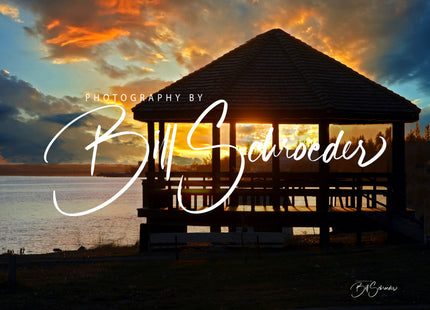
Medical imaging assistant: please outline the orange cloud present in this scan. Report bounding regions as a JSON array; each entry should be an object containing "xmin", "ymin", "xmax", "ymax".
[
  {"xmin": 180, "ymin": 46, "xmax": 209, "ymax": 58},
  {"xmin": 46, "ymin": 26, "xmax": 130, "ymax": 48},
  {"xmin": 174, "ymin": 45, "xmax": 213, "ymax": 72},
  {"xmin": 254, "ymin": 5, "xmax": 376, "ymax": 77},
  {"xmin": 0, "ymin": 3, "xmax": 22, "ymax": 22},
  {"xmin": 97, "ymin": 0, "xmax": 141, "ymax": 15},
  {"xmin": 0, "ymin": 152, "xmax": 7, "ymax": 164},
  {"xmin": 169, "ymin": 123, "xmax": 211, "ymax": 160},
  {"xmin": 52, "ymin": 56, "xmax": 89, "ymax": 64},
  {"xmin": 294, "ymin": 8, "xmax": 317, "ymax": 26},
  {"xmin": 46, "ymin": 19, "xmax": 60, "ymax": 30},
  {"xmin": 144, "ymin": 20, "xmax": 157, "ymax": 26},
  {"xmin": 105, "ymin": 77, "xmax": 172, "ymax": 121},
  {"xmin": 19, "ymin": 0, "xmax": 411, "ymax": 86},
  {"xmin": 96, "ymin": 0, "xmax": 160, "ymax": 15}
]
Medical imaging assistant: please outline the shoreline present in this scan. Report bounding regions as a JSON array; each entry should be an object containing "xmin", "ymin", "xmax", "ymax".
[
  {"xmin": 0, "ymin": 164, "xmax": 136, "ymax": 177},
  {"xmin": 0, "ymin": 230, "xmax": 392, "ymax": 259},
  {"xmin": 1, "ymin": 241, "xmax": 429, "ymax": 309}
]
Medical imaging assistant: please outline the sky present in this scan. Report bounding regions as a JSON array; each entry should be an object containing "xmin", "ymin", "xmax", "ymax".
[{"xmin": 0, "ymin": 0, "xmax": 430, "ymax": 165}]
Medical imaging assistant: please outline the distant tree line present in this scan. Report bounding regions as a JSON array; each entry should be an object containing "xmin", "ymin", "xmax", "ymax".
[
  {"xmin": 405, "ymin": 123, "xmax": 430, "ymax": 219},
  {"xmin": 406, "ymin": 123, "xmax": 430, "ymax": 143}
]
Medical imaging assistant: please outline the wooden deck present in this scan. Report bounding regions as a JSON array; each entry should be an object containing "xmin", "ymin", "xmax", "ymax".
[
  {"xmin": 138, "ymin": 208, "xmax": 384, "ymax": 229},
  {"xmin": 138, "ymin": 171, "xmax": 423, "ymax": 250},
  {"xmin": 140, "ymin": 172, "xmax": 393, "ymax": 230}
]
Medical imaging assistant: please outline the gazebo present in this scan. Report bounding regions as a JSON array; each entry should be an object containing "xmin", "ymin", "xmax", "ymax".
[{"xmin": 132, "ymin": 29, "xmax": 420, "ymax": 250}]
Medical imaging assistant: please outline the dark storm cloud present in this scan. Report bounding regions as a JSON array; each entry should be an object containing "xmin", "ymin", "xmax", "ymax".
[
  {"xmin": 0, "ymin": 70, "xmax": 147, "ymax": 163},
  {"xmin": 364, "ymin": 1, "xmax": 430, "ymax": 95},
  {"xmin": 41, "ymin": 112, "xmax": 89, "ymax": 127},
  {"xmin": 0, "ymin": 103, "xmax": 16, "ymax": 120}
]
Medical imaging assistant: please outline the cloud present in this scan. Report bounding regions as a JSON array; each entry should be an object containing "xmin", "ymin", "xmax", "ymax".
[
  {"xmin": 45, "ymin": 26, "xmax": 130, "ymax": 48},
  {"xmin": 0, "ymin": 3, "xmax": 22, "ymax": 22},
  {"xmin": 11, "ymin": 0, "xmax": 263, "ymax": 77},
  {"xmin": 0, "ymin": 70, "xmax": 147, "ymax": 164},
  {"xmin": 109, "ymin": 77, "xmax": 171, "ymax": 95},
  {"xmin": 94, "ymin": 58, "xmax": 154, "ymax": 79},
  {"xmin": 13, "ymin": 0, "xmax": 430, "ymax": 93},
  {"xmin": 252, "ymin": 0, "xmax": 430, "ymax": 95},
  {"xmin": 409, "ymin": 106, "xmax": 430, "ymax": 133},
  {"xmin": 364, "ymin": 1, "xmax": 430, "ymax": 95},
  {"xmin": 4, "ymin": 1, "xmax": 430, "ymax": 165},
  {"xmin": 14, "ymin": 0, "xmax": 166, "ymax": 72},
  {"xmin": 236, "ymin": 124, "xmax": 272, "ymax": 149},
  {"xmin": 41, "ymin": 112, "xmax": 90, "ymax": 127},
  {"xmin": 172, "ymin": 155, "xmax": 202, "ymax": 166},
  {"xmin": 0, "ymin": 101, "xmax": 15, "ymax": 120},
  {"xmin": 0, "ymin": 70, "xmax": 210, "ymax": 166},
  {"xmin": 107, "ymin": 77, "xmax": 172, "ymax": 109},
  {"xmin": 174, "ymin": 46, "xmax": 213, "ymax": 72}
]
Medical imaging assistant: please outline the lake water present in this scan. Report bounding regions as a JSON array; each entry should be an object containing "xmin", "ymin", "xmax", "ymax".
[
  {"xmin": 0, "ymin": 176, "xmax": 143, "ymax": 254},
  {"xmin": 0, "ymin": 176, "xmax": 317, "ymax": 254}
]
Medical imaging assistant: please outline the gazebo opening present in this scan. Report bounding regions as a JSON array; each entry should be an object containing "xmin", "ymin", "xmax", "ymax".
[{"xmin": 162, "ymin": 122, "xmax": 212, "ymax": 171}]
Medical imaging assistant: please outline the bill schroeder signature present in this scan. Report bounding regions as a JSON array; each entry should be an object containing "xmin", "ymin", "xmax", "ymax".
[
  {"xmin": 44, "ymin": 100, "xmax": 387, "ymax": 217},
  {"xmin": 350, "ymin": 280, "xmax": 398, "ymax": 298}
]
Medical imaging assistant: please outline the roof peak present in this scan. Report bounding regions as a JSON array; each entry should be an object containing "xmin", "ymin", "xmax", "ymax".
[
  {"xmin": 133, "ymin": 28, "xmax": 420, "ymax": 123},
  {"xmin": 261, "ymin": 28, "xmax": 287, "ymax": 34}
]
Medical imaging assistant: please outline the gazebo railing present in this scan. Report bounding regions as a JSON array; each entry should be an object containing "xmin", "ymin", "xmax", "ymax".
[{"xmin": 141, "ymin": 171, "xmax": 392, "ymax": 213}]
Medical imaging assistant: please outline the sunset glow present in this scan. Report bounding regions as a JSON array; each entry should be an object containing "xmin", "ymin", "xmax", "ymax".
[{"xmin": 0, "ymin": 0, "xmax": 429, "ymax": 164}]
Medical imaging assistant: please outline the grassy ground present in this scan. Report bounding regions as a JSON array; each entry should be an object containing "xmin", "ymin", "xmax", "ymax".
[{"xmin": 1, "ymin": 233, "xmax": 429, "ymax": 310}]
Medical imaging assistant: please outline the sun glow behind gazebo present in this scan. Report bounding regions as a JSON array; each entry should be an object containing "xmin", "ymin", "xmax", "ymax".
[{"xmin": 149, "ymin": 122, "xmax": 319, "ymax": 166}]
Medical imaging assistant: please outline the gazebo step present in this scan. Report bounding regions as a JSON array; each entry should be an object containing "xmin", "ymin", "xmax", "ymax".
[{"xmin": 149, "ymin": 232, "xmax": 291, "ymax": 246}]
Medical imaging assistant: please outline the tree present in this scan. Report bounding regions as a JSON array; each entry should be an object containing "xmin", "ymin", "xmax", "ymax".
[
  {"xmin": 384, "ymin": 127, "xmax": 392, "ymax": 143},
  {"xmin": 424, "ymin": 124, "xmax": 430, "ymax": 141},
  {"xmin": 414, "ymin": 122, "xmax": 421, "ymax": 139},
  {"xmin": 406, "ymin": 122, "xmax": 423, "ymax": 143},
  {"xmin": 375, "ymin": 131, "xmax": 384, "ymax": 149}
]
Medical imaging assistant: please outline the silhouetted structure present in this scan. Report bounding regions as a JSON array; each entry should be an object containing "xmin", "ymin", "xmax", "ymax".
[{"xmin": 133, "ymin": 29, "xmax": 421, "ymax": 250}]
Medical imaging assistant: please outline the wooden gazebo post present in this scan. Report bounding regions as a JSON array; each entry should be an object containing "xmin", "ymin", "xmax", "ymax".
[
  {"xmin": 392, "ymin": 122, "xmax": 406, "ymax": 212},
  {"xmin": 144, "ymin": 121, "xmax": 156, "ymax": 209},
  {"xmin": 211, "ymin": 122, "xmax": 221, "ymax": 232},
  {"xmin": 139, "ymin": 120, "xmax": 155, "ymax": 252},
  {"xmin": 158, "ymin": 121, "xmax": 165, "ymax": 178},
  {"xmin": 388, "ymin": 122, "xmax": 406, "ymax": 241},
  {"xmin": 229, "ymin": 122, "xmax": 238, "ymax": 210},
  {"xmin": 272, "ymin": 122, "xmax": 280, "ymax": 211},
  {"xmin": 147, "ymin": 121, "xmax": 155, "ymax": 180},
  {"xmin": 318, "ymin": 122, "xmax": 330, "ymax": 250}
]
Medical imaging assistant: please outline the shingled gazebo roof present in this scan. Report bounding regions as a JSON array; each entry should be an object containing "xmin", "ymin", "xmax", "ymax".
[{"xmin": 133, "ymin": 28, "xmax": 420, "ymax": 124}]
